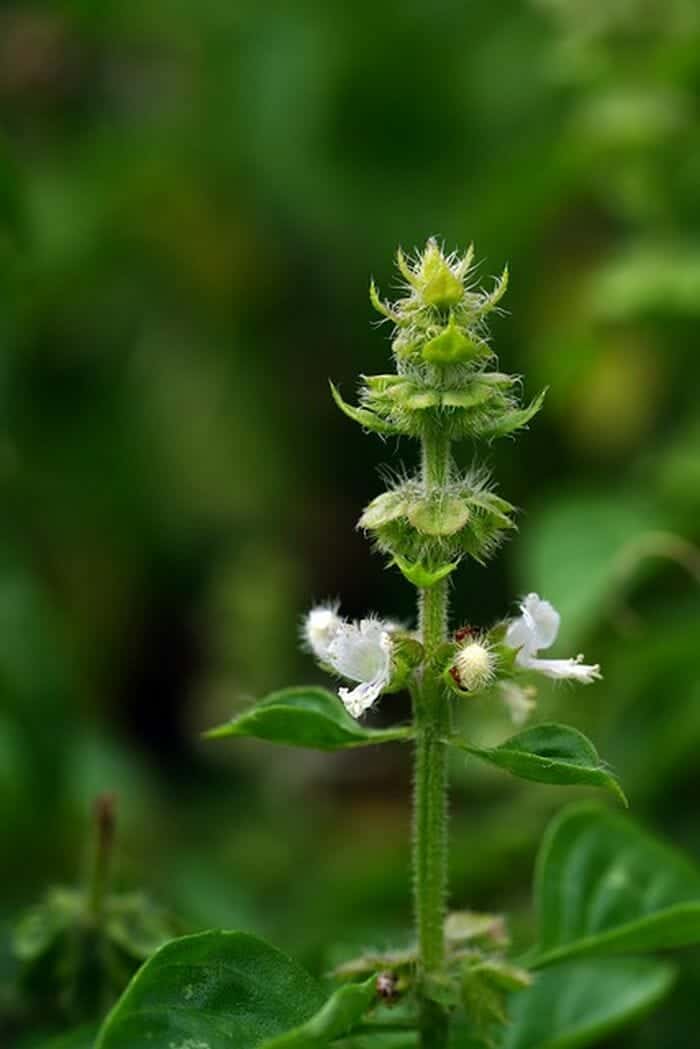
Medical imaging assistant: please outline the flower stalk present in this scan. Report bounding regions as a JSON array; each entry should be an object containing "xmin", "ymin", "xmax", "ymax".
[
  {"xmin": 413, "ymin": 594, "xmax": 451, "ymax": 1045},
  {"xmin": 411, "ymin": 426, "xmax": 452, "ymax": 1047}
]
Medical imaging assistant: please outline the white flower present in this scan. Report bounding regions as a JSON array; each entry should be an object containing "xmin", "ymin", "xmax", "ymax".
[
  {"xmin": 303, "ymin": 604, "xmax": 342, "ymax": 662},
  {"xmin": 454, "ymin": 640, "xmax": 495, "ymax": 692},
  {"xmin": 327, "ymin": 617, "xmax": 394, "ymax": 718},
  {"xmin": 499, "ymin": 681, "xmax": 537, "ymax": 725},
  {"xmin": 505, "ymin": 593, "xmax": 601, "ymax": 684}
]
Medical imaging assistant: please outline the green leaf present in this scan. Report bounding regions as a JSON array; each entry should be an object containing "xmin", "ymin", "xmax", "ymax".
[
  {"xmin": 261, "ymin": 977, "xmax": 377, "ymax": 1048},
  {"xmin": 451, "ymin": 724, "xmax": 626, "ymax": 804},
  {"xmin": 531, "ymin": 803, "xmax": 700, "ymax": 968},
  {"xmin": 204, "ymin": 687, "xmax": 412, "ymax": 750},
  {"xmin": 95, "ymin": 931, "xmax": 325, "ymax": 1049},
  {"xmin": 502, "ymin": 957, "xmax": 675, "ymax": 1049}
]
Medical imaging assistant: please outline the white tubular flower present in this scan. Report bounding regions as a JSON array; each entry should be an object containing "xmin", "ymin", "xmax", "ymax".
[
  {"xmin": 327, "ymin": 617, "xmax": 394, "ymax": 718},
  {"xmin": 505, "ymin": 593, "xmax": 601, "ymax": 684},
  {"xmin": 304, "ymin": 604, "xmax": 342, "ymax": 662}
]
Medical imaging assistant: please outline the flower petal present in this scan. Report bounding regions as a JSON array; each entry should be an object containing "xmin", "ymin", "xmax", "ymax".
[
  {"xmin": 327, "ymin": 619, "xmax": 392, "ymax": 684},
  {"xmin": 339, "ymin": 678, "xmax": 386, "ymax": 718},
  {"xmin": 505, "ymin": 616, "xmax": 538, "ymax": 660},
  {"xmin": 521, "ymin": 593, "xmax": 560, "ymax": 650},
  {"xmin": 525, "ymin": 655, "xmax": 601, "ymax": 684},
  {"xmin": 304, "ymin": 605, "xmax": 343, "ymax": 662}
]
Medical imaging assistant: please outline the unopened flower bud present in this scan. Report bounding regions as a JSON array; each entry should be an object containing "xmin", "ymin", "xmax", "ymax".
[{"xmin": 419, "ymin": 243, "xmax": 464, "ymax": 309}]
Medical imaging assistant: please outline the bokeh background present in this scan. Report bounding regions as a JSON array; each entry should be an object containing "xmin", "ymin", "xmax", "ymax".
[{"xmin": 1, "ymin": 0, "xmax": 700, "ymax": 1045}]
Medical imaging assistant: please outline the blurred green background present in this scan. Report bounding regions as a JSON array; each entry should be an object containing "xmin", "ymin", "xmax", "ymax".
[{"xmin": 1, "ymin": 0, "xmax": 700, "ymax": 1045}]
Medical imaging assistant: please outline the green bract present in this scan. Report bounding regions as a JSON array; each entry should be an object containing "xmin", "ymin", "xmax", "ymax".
[
  {"xmin": 333, "ymin": 373, "xmax": 543, "ymax": 444},
  {"xmin": 333, "ymin": 243, "xmax": 542, "ymax": 488},
  {"xmin": 422, "ymin": 320, "xmax": 485, "ymax": 365},
  {"xmin": 333, "ymin": 241, "xmax": 543, "ymax": 574},
  {"xmin": 359, "ymin": 476, "xmax": 516, "ymax": 565}
]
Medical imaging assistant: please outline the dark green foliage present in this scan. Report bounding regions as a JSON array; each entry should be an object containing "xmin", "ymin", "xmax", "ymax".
[
  {"xmin": 501, "ymin": 958, "xmax": 676, "ymax": 1049},
  {"xmin": 451, "ymin": 725, "xmax": 626, "ymax": 804},
  {"xmin": 531, "ymin": 804, "xmax": 700, "ymax": 968},
  {"xmin": 205, "ymin": 687, "xmax": 412, "ymax": 749},
  {"xmin": 94, "ymin": 931, "xmax": 374, "ymax": 1049},
  {"xmin": 12, "ymin": 887, "xmax": 174, "ymax": 1024}
]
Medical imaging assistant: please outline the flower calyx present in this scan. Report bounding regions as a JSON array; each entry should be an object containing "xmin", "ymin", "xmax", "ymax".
[
  {"xmin": 360, "ymin": 474, "xmax": 516, "ymax": 566},
  {"xmin": 332, "ymin": 371, "xmax": 545, "ymax": 444}
]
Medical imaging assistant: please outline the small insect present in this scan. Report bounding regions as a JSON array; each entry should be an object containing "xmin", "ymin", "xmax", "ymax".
[
  {"xmin": 454, "ymin": 625, "xmax": 474, "ymax": 643},
  {"xmin": 449, "ymin": 665, "xmax": 462, "ymax": 687},
  {"xmin": 375, "ymin": 970, "xmax": 399, "ymax": 1004}
]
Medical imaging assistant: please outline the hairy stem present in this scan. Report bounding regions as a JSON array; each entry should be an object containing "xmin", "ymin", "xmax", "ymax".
[{"xmin": 413, "ymin": 426, "xmax": 452, "ymax": 1048}]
